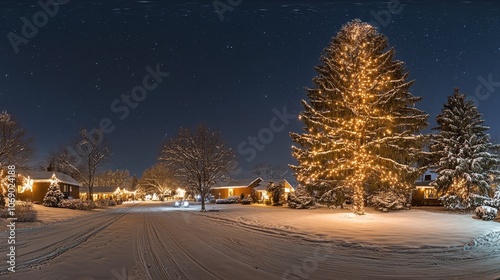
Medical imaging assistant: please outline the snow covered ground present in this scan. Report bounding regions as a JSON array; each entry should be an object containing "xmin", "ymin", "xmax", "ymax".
[
  {"xmin": 200, "ymin": 203, "xmax": 500, "ymax": 248},
  {"xmin": 1, "ymin": 202, "xmax": 499, "ymax": 279},
  {"xmin": 0, "ymin": 203, "xmax": 105, "ymax": 229}
]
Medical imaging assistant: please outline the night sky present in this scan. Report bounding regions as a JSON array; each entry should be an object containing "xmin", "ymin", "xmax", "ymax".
[{"xmin": 1, "ymin": 0, "xmax": 500, "ymax": 178}]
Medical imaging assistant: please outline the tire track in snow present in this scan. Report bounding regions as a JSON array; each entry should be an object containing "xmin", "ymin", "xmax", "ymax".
[
  {"xmin": 153, "ymin": 211, "xmax": 226, "ymax": 280},
  {"xmin": 170, "ymin": 211, "xmax": 295, "ymax": 278},
  {"xmin": 0, "ymin": 205, "xmax": 134, "ymax": 273},
  {"xmin": 135, "ymin": 206, "xmax": 191, "ymax": 280}
]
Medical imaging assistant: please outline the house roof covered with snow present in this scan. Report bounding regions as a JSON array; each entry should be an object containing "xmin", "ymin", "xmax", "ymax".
[
  {"xmin": 19, "ymin": 170, "xmax": 82, "ymax": 187},
  {"xmin": 212, "ymin": 178, "xmax": 263, "ymax": 189}
]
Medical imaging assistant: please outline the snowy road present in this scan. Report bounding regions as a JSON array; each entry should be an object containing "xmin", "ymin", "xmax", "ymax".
[{"xmin": 2, "ymin": 202, "xmax": 500, "ymax": 280}]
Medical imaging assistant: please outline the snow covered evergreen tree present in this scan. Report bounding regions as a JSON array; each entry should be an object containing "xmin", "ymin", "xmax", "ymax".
[
  {"xmin": 290, "ymin": 19, "xmax": 428, "ymax": 215},
  {"xmin": 431, "ymin": 88, "xmax": 500, "ymax": 207},
  {"xmin": 43, "ymin": 174, "xmax": 64, "ymax": 207},
  {"xmin": 288, "ymin": 185, "xmax": 315, "ymax": 209},
  {"xmin": 265, "ymin": 182, "xmax": 284, "ymax": 206}
]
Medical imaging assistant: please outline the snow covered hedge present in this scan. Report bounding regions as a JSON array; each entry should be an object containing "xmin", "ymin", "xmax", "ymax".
[
  {"xmin": 59, "ymin": 199, "xmax": 98, "ymax": 210},
  {"xmin": 0, "ymin": 201, "xmax": 37, "ymax": 222},
  {"xmin": 95, "ymin": 199, "xmax": 117, "ymax": 207},
  {"xmin": 474, "ymin": 206, "xmax": 498, "ymax": 221},
  {"xmin": 368, "ymin": 190, "xmax": 410, "ymax": 212}
]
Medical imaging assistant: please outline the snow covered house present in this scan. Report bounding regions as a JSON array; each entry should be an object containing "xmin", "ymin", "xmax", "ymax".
[
  {"xmin": 211, "ymin": 178, "xmax": 263, "ymax": 199},
  {"xmin": 412, "ymin": 173, "xmax": 441, "ymax": 206},
  {"xmin": 86, "ymin": 186, "xmax": 117, "ymax": 200},
  {"xmin": 83, "ymin": 186, "xmax": 136, "ymax": 201},
  {"xmin": 16, "ymin": 171, "xmax": 82, "ymax": 203},
  {"xmin": 210, "ymin": 177, "xmax": 295, "ymax": 202}
]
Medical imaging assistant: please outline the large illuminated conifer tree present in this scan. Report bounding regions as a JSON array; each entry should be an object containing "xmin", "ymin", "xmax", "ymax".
[{"xmin": 290, "ymin": 20, "xmax": 428, "ymax": 215}]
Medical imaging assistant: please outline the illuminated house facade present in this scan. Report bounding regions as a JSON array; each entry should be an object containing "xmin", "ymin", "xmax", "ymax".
[
  {"xmin": 211, "ymin": 178, "xmax": 263, "ymax": 199},
  {"xmin": 81, "ymin": 186, "xmax": 136, "ymax": 201},
  {"xmin": 17, "ymin": 171, "xmax": 82, "ymax": 203},
  {"xmin": 210, "ymin": 178, "xmax": 295, "ymax": 201},
  {"xmin": 412, "ymin": 173, "xmax": 441, "ymax": 206}
]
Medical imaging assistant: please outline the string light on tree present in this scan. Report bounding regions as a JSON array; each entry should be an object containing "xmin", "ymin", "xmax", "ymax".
[{"xmin": 290, "ymin": 19, "xmax": 428, "ymax": 215}]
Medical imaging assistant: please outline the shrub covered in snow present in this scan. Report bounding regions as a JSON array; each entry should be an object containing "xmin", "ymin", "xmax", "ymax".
[
  {"xmin": 59, "ymin": 199, "xmax": 98, "ymax": 210},
  {"xmin": 368, "ymin": 189, "xmax": 410, "ymax": 212},
  {"xmin": 95, "ymin": 199, "xmax": 117, "ymax": 207},
  {"xmin": 241, "ymin": 197, "xmax": 252, "ymax": 205},
  {"xmin": 474, "ymin": 206, "xmax": 498, "ymax": 221},
  {"xmin": 43, "ymin": 175, "xmax": 64, "ymax": 207},
  {"xmin": 318, "ymin": 187, "xmax": 352, "ymax": 209},
  {"xmin": 288, "ymin": 185, "xmax": 315, "ymax": 209},
  {"xmin": 0, "ymin": 201, "xmax": 37, "ymax": 222}
]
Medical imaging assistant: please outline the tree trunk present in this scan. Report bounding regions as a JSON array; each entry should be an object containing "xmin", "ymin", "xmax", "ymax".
[
  {"xmin": 89, "ymin": 185, "xmax": 93, "ymax": 201},
  {"xmin": 201, "ymin": 190, "xmax": 206, "ymax": 211},
  {"xmin": 353, "ymin": 182, "xmax": 365, "ymax": 215}
]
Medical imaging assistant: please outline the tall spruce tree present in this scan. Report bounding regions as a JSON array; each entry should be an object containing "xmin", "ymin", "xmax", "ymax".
[
  {"xmin": 431, "ymin": 88, "xmax": 500, "ymax": 204},
  {"xmin": 290, "ymin": 20, "xmax": 428, "ymax": 215}
]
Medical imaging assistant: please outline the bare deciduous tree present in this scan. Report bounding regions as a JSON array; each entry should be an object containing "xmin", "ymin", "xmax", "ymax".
[
  {"xmin": 251, "ymin": 162, "xmax": 289, "ymax": 180},
  {"xmin": 160, "ymin": 125, "xmax": 235, "ymax": 211},
  {"xmin": 139, "ymin": 163, "xmax": 179, "ymax": 196},
  {"xmin": 94, "ymin": 169, "xmax": 131, "ymax": 189},
  {"xmin": 56, "ymin": 129, "xmax": 110, "ymax": 200},
  {"xmin": 0, "ymin": 111, "xmax": 34, "ymax": 168}
]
